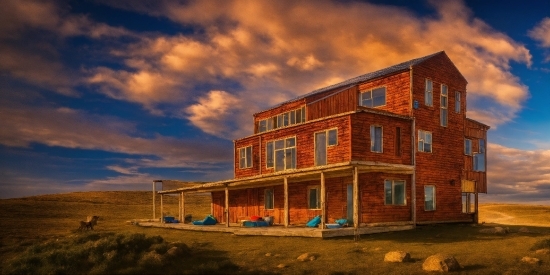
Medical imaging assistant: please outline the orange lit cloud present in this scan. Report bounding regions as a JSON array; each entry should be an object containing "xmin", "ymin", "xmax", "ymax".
[
  {"xmin": 485, "ymin": 144, "xmax": 550, "ymax": 204},
  {"xmin": 529, "ymin": 17, "xmax": 550, "ymax": 61},
  {"xmin": 93, "ymin": 0, "xmax": 531, "ymax": 136}
]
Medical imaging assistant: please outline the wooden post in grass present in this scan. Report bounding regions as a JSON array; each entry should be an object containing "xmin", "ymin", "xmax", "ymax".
[
  {"xmin": 320, "ymin": 172, "xmax": 326, "ymax": 229},
  {"xmin": 284, "ymin": 177, "xmax": 289, "ymax": 227},
  {"xmin": 181, "ymin": 192, "xmax": 185, "ymax": 223},
  {"xmin": 353, "ymin": 166, "xmax": 359, "ymax": 229},
  {"xmin": 153, "ymin": 181, "xmax": 156, "ymax": 220},
  {"xmin": 225, "ymin": 186, "xmax": 229, "ymax": 227}
]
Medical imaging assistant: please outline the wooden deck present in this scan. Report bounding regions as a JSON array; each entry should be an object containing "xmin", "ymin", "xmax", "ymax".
[{"xmin": 133, "ymin": 220, "xmax": 415, "ymax": 238}]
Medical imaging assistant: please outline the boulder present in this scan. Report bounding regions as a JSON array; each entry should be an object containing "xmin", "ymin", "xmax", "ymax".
[
  {"xmin": 265, "ymin": 253, "xmax": 272, "ymax": 257},
  {"xmin": 535, "ymin": 249, "xmax": 550, "ymax": 255},
  {"xmin": 384, "ymin": 251, "xmax": 411, "ymax": 263},
  {"xmin": 277, "ymin": 264, "xmax": 287, "ymax": 268},
  {"xmin": 422, "ymin": 254, "xmax": 461, "ymax": 272},
  {"xmin": 518, "ymin": 227, "xmax": 530, "ymax": 233},
  {"xmin": 479, "ymin": 227, "xmax": 508, "ymax": 234},
  {"xmin": 297, "ymin": 253, "xmax": 317, "ymax": 262},
  {"xmin": 521, "ymin": 256, "xmax": 541, "ymax": 265}
]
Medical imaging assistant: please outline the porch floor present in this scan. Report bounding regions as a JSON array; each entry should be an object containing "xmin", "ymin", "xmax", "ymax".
[{"xmin": 133, "ymin": 220, "xmax": 415, "ymax": 238}]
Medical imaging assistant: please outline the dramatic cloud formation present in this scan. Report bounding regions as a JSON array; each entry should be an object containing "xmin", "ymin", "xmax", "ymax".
[
  {"xmin": 93, "ymin": 0, "xmax": 531, "ymax": 137},
  {"xmin": 529, "ymin": 17, "xmax": 550, "ymax": 61},
  {"xmin": 485, "ymin": 144, "xmax": 550, "ymax": 204}
]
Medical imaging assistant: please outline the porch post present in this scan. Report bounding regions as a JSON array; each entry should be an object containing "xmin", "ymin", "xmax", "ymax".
[
  {"xmin": 353, "ymin": 166, "xmax": 359, "ymax": 229},
  {"xmin": 178, "ymin": 193, "xmax": 182, "ymax": 222},
  {"xmin": 152, "ymin": 181, "xmax": 156, "ymax": 220},
  {"xmin": 474, "ymin": 181, "xmax": 479, "ymax": 223},
  {"xmin": 320, "ymin": 172, "xmax": 326, "ymax": 229},
  {"xmin": 160, "ymin": 194, "xmax": 164, "ymax": 223},
  {"xmin": 284, "ymin": 177, "xmax": 289, "ymax": 227},
  {"xmin": 181, "ymin": 192, "xmax": 185, "ymax": 222},
  {"xmin": 225, "ymin": 186, "xmax": 230, "ymax": 227}
]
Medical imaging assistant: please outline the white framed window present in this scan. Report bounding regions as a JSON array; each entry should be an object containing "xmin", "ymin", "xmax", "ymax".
[
  {"xmin": 425, "ymin": 79, "xmax": 433, "ymax": 106},
  {"xmin": 308, "ymin": 186, "xmax": 321, "ymax": 209},
  {"xmin": 418, "ymin": 130, "xmax": 432, "ymax": 153},
  {"xmin": 455, "ymin": 91, "xmax": 461, "ymax": 113},
  {"xmin": 440, "ymin": 84, "xmax": 448, "ymax": 127},
  {"xmin": 424, "ymin": 185, "xmax": 436, "ymax": 211},
  {"xmin": 266, "ymin": 137, "xmax": 297, "ymax": 171},
  {"xmin": 473, "ymin": 139, "xmax": 486, "ymax": 171},
  {"xmin": 315, "ymin": 128, "xmax": 338, "ymax": 166},
  {"xmin": 264, "ymin": 188, "xmax": 274, "ymax": 210},
  {"xmin": 464, "ymin": 139, "xmax": 472, "ymax": 155},
  {"xmin": 257, "ymin": 106, "xmax": 306, "ymax": 133},
  {"xmin": 359, "ymin": 87, "xmax": 386, "ymax": 108},
  {"xmin": 370, "ymin": 125, "xmax": 383, "ymax": 153},
  {"xmin": 239, "ymin": 146, "xmax": 253, "ymax": 169},
  {"xmin": 384, "ymin": 180, "xmax": 406, "ymax": 205}
]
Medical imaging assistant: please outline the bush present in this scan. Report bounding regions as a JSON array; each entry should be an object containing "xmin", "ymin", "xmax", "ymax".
[
  {"xmin": 531, "ymin": 238, "xmax": 550, "ymax": 251},
  {"xmin": 4, "ymin": 233, "xmax": 184, "ymax": 275}
]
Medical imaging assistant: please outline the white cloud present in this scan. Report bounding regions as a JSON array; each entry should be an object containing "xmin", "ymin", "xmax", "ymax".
[
  {"xmin": 529, "ymin": 17, "xmax": 550, "ymax": 61},
  {"xmin": 89, "ymin": 0, "xmax": 531, "ymax": 137}
]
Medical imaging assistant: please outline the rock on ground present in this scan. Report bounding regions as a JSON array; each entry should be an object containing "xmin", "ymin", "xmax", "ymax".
[
  {"xmin": 479, "ymin": 227, "xmax": 509, "ymax": 234},
  {"xmin": 518, "ymin": 227, "xmax": 531, "ymax": 233},
  {"xmin": 535, "ymin": 249, "xmax": 550, "ymax": 255},
  {"xmin": 384, "ymin": 251, "xmax": 411, "ymax": 263},
  {"xmin": 297, "ymin": 253, "xmax": 317, "ymax": 262},
  {"xmin": 521, "ymin": 256, "xmax": 541, "ymax": 265},
  {"xmin": 422, "ymin": 254, "xmax": 461, "ymax": 272},
  {"xmin": 277, "ymin": 264, "xmax": 287, "ymax": 268}
]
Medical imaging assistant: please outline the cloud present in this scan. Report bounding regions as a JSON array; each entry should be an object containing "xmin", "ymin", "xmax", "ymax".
[
  {"xmin": 91, "ymin": 0, "xmax": 531, "ymax": 137},
  {"xmin": 0, "ymin": 104, "xmax": 232, "ymax": 164},
  {"xmin": 483, "ymin": 143, "xmax": 550, "ymax": 204},
  {"xmin": 529, "ymin": 17, "xmax": 550, "ymax": 61}
]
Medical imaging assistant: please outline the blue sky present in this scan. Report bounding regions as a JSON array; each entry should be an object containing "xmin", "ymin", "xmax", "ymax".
[{"xmin": 1, "ymin": 0, "xmax": 549, "ymax": 204}]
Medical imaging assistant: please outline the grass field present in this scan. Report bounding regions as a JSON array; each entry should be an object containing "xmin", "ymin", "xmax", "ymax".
[{"xmin": 1, "ymin": 191, "xmax": 549, "ymax": 274}]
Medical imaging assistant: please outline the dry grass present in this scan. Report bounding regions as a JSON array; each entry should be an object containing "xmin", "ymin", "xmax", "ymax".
[
  {"xmin": 479, "ymin": 203, "xmax": 550, "ymax": 226},
  {"xmin": 1, "ymin": 192, "xmax": 549, "ymax": 274}
]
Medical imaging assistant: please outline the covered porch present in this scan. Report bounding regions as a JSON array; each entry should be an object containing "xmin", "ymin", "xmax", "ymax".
[{"xmin": 151, "ymin": 161, "xmax": 416, "ymax": 238}]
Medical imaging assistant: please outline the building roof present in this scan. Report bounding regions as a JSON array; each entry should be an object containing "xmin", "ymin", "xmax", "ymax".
[{"xmin": 269, "ymin": 51, "xmax": 445, "ymax": 110}]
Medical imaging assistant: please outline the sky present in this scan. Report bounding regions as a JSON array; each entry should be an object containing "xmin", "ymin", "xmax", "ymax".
[{"xmin": 0, "ymin": 0, "xmax": 549, "ymax": 204}]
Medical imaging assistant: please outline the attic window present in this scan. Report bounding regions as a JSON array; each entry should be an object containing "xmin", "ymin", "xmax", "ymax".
[{"xmin": 359, "ymin": 87, "xmax": 386, "ymax": 108}]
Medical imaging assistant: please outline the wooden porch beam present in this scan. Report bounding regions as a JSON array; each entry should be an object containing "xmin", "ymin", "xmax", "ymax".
[
  {"xmin": 284, "ymin": 177, "xmax": 289, "ymax": 227},
  {"xmin": 160, "ymin": 194, "xmax": 164, "ymax": 223},
  {"xmin": 320, "ymin": 172, "xmax": 326, "ymax": 229},
  {"xmin": 225, "ymin": 186, "xmax": 229, "ymax": 227},
  {"xmin": 152, "ymin": 181, "xmax": 156, "ymax": 220},
  {"xmin": 181, "ymin": 192, "xmax": 185, "ymax": 222}
]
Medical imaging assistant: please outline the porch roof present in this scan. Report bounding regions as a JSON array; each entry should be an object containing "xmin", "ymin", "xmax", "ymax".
[{"xmin": 158, "ymin": 161, "xmax": 414, "ymax": 194}]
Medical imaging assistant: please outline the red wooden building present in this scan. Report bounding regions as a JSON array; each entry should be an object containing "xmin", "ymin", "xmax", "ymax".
[{"xmin": 158, "ymin": 51, "xmax": 489, "ymax": 233}]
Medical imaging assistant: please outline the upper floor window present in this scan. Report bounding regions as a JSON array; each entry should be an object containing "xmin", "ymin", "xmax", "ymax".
[
  {"xmin": 424, "ymin": 185, "xmax": 436, "ymax": 211},
  {"xmin": 257, "ymin": 106, "xmax": 306, "ymax": 133},
  {"xmin": 425, "ymin": 79, "xmax": 433, "ymax": 106},
  {"xmin": 473, "ymin": 139, "xmax": 486, "ymax": 171},
  {"xmin": 385, "ymin": 180, "xmax": 406, "ymax": 205},
  {"xmin": 266, "ymin": 137, "xmax": 296, "ymax": 171},
  {"xmin": 264, "ymin": 188, "xmax": 274, "ymax": 210},
  {"xmin": 418, "ymin": 130, "xmax": 432, "ymax": 153},
  {"xmin": 370, "ymin": 125, "xmax": 383, "ymax": 153},
  {"xmin": 440, "ymin": 84, "xmax": 448, "ymax": 127},
  {"xmin": 455, "ymin": 91, "xmax": 461, "ymax": 113},
  {"xmin": 239, "ymin": 146, "xmax": 252, "ymax": 169},
  {"xmin": 315, "ymin": 129, "xmax": 338, "ymax": 166},
  {"xmin": 464, "ymin": 139, "xmax": 472, "ymax": 155},
  {"xmin": 359, "ymin": 87, "xmax": 386, "ymax": 108},
  {"xmin": 308, "ymin": 186, "xmax": 321, "ymax": 209}
]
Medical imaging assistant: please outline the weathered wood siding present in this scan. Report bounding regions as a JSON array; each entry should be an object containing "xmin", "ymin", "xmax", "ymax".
[
  {"xmin": 350, "ymin": 112, "xmax": 412, "ymax": 165},
  {"xmin": 359, "ymin": 173, "xmax": 412, "ymax": 223},
  {"xmin": 411, "ymin": 53, "xmax": 472, "ymax": 222},
  {"xmin": 307, "ymin": 86, "xmax": 358, "ymax": 120},
  {"xmin": 234, "ymin": 115, "xmax": 352, "ymax": 179},
  {"xmin": 357, "ymin": 71, "xmax": 412, "ymax": 116},
  {"xmin": 463, "ymin": 119, "xmax": 489, "ymax": 193}
]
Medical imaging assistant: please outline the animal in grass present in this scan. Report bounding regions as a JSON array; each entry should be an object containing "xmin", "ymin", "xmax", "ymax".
[{"xmin": 79, "ymin": 216, "xmax": 99, "ymax": 230}]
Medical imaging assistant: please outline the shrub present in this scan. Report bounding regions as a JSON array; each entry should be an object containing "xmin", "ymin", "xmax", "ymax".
[{"xmin": 531, "ymin": 238, "xmax": 550, "ymax": 251}]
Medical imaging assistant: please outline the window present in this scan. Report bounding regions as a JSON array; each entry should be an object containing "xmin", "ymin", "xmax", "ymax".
[
  {"xmin": 385, "ymin": 180, "xmax": 406, "ymax": 205},
  {"xmin": 266, "ymin": 137, "xmax": 296, "ymax": 171},
  {"xmin": 308, "ymin": 186, "xmax": 321, "ymax": 209},
  {"xmin": 464, "ymin": 139, "xmax": 472, "ymax": 155},
  {"xmin": 359, "ymin": 87, "xmax": 386, "ymax": 108},
  {"xmin": 395, "ymin": 127, "xmax": 401, "ymax": 156},
  {"xmin": 418, "ymin": 130, "xmax": 432, "ymax": 153},
  {"xmin": 425, "ymin": 79, "xmax": 433, "ymax": 106},
  {"xmin": 239, "ymin": 146, "xmax": 252, "ymax": 169},
  {"xmin": 315, "ymin": 129, "xmax": 338, "ymax": 166},
  {"xmin": 473, "ymin": 139, "xmax": 486, "ymax": 171},
  {"xmin": 440, "ymin": 84, "xmax": 448, "ymax": 127},
  {"xmin": 455, "ymin": 91, "xmax": 461, "ymax": 113},
  {"xmin": 462, "ymin": 193, "xmax": 474, "ymax": 213},
  {"xmin": 264, "ymin": 189, "xmax": 274, "ymax": 210},
  {"xmin": 370, "ymin": 125, "xmax": 383, "ymax": 153},
  {"xmin": 424, "ymin": 186, "xmax": 436, "ymax": 211},
  {"xmin": 257, "ymin": 106, "xmax": 306, "ymax": 133}
]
